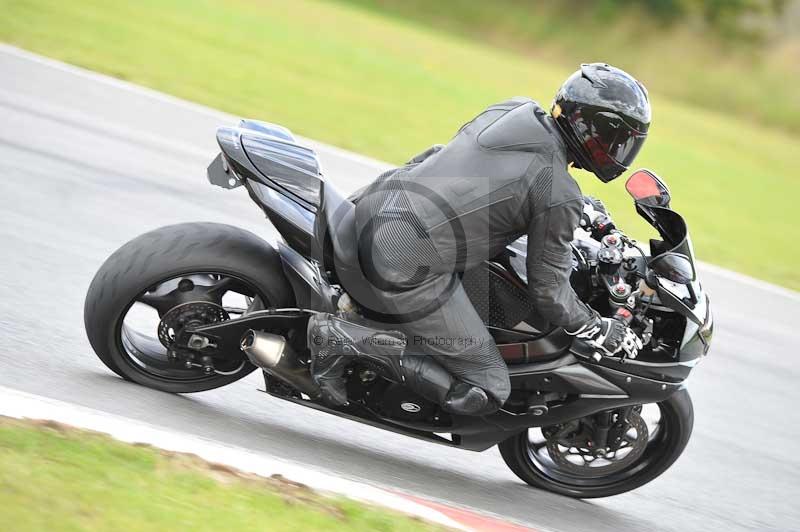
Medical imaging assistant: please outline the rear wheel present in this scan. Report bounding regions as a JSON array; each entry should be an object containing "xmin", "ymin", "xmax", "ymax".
[
  {"xmin": 84, "ymin": 223, "xmax": 293, "ymax": 393},
  {"xmin": 498, "ymin": 390, "xmax": 693, "ymax": 498}
]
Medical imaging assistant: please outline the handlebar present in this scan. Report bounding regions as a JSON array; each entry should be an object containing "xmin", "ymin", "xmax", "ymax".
[{"xmin": 613, "ymin": 307, "xmax": 634, "ymax": 325}]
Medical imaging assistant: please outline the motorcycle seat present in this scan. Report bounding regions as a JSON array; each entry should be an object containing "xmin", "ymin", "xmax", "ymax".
[{"xmin": 314, "ymin": 181, "xmax": 360, "ymax": 276}]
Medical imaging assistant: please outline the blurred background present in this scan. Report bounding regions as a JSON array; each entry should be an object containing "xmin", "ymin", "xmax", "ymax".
[
  {"xmin": 1, "ymin": 0, "xmax": 797, "ymax": 290},
  {"xmin": 1, "ymin": 3, "xmax": 798, "ymax": 530}
]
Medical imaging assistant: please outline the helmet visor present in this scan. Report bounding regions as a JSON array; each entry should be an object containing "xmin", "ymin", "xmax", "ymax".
[{"xmin": 591, "ymin": 112, "xmax": 647, "ymax": 166}]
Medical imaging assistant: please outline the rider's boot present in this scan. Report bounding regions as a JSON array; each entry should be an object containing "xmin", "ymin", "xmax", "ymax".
[
  {"xmin": 308, "ymin": 314, "xmax": 499, "ymax": 416},
  {"xmin": 308, "ymin": 313, "xmax": 406, "ymax": 406},
  {"xmin": 401, "ymin": 355, "xmax": 499, "ymax": 416}
]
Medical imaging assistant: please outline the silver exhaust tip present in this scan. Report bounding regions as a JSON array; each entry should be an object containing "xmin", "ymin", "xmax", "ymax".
[
  {"xmin": 240, "ymin": 329, "xmax": 285, "ymax": 369},
  {"xmin": 240, "ymin": 330, "xmax": 320, "ymax": 398}
]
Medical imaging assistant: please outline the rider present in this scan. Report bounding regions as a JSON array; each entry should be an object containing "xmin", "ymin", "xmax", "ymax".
[{"xmin": 311, "ymin": 63, "xmax": 650, "ymax": 416}]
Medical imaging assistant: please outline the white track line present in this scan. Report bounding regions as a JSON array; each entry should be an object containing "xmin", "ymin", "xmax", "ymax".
[
  {"xmin": 1, "ymin": 42, "xmax": 797, "ymax": 303},
  {"xmin": 0, "ymin": 44, "xmax": 388, "ymax": 173},
  {"xmin": 0, "ymin": 385, "xmax": 468, "ymax": 530},
  {"xmin": 696, "ymin": 262, "xmax": 800, "ymax": 302}
]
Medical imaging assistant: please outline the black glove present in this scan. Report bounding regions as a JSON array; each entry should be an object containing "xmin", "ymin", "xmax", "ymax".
[
  {"xmin": 584, "ymin": 195, "xmax": 608, "ymax": 215},
  {"xmin": 567, "ymin": 315, "xmax": 643, "ymax": 359},
  {"xmin": 580, "ymin": 196, "xmax": 616, "ymax": 239}
]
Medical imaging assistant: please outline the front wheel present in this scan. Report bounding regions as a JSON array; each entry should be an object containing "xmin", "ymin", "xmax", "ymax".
[
  {"xmin": 84, "ymin": 223, "xmax": 293, "ymax": 393},
  {"xmin": 498, "ymin": 390, "xmax": 694, "ymax": 498}
]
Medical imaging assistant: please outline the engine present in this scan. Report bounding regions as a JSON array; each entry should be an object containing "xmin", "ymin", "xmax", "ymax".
[{"xmin": 345, "ymin": 366, "xmax": 440, "ymax": 423}]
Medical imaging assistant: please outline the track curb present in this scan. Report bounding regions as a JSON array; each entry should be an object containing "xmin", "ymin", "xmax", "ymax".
[{"xmin": 0, "ymin": 385, "xmax": 535, "ymax": 531}]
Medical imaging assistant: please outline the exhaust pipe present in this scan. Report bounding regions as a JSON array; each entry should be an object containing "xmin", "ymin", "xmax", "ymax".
[{"xmin": 240, "ymin": 330, "xmax": 320, "ymax": 398}]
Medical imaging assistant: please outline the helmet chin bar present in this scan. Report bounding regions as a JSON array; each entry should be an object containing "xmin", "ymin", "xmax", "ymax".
[{"xmin": 593, "ymin": 161, "xmax": 627, "ymax": 183}]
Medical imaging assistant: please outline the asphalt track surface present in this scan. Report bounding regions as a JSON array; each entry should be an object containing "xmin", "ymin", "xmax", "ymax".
[{"xmin": 1, "ymin": 46, "xmax": 798, "ymax": 531}]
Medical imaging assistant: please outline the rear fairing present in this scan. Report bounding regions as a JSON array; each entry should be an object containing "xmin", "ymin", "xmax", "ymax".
[{"xmin": 211, "ymin": 119, "xmax": 322, "ymax": 211}]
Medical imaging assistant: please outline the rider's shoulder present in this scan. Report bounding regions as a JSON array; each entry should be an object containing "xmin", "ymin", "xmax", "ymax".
[
  {"xmin": 550, "ymin": 164, "xmax": 583, "ymax": 206},
  {"xmin": 484, "ymin": 96, "xmax": 536, "ymax": 112},
  {"xmin": 475, "ymin": 98, "xmax": 554, "ymax": 153}
]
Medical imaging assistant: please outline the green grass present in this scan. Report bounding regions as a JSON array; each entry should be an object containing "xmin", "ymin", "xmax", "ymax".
[
  {"xmin": 340, "ymin": 0, "xmax": 800, "ymax": 136},
  {"xmin": 0, "ymin": 417, "xmax": 443, "ymax": 532},
  {"xmin": 0, "ymin": 0, "xmax": 796, "ymax": 289}
]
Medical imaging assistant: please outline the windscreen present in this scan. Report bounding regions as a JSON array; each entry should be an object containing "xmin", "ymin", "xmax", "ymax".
[{"xmin": 637, "ymin": 203, "xmax": 696, "ymax": 281}]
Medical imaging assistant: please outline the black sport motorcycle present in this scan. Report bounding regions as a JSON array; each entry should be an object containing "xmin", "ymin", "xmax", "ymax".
[{"xmin": 84, "ymin": 119, "xmax": 713, "ymax": 498}]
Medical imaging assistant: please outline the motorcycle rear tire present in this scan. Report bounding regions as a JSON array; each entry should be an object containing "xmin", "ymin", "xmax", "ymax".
[{"xmin": 84, "ymin": 222, "xmax": 293, "ymax": 393}]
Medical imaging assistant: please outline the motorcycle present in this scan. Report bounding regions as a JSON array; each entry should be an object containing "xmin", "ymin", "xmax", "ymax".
[{"xmin": 84, "ymin": 119, "xmax": 713, "ymax": 498}]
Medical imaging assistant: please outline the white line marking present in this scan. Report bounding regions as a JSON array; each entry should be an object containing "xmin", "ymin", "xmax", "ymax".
[
  {"xmin": 0, "ymin": 44, "xmax": 389, "ymax": 173},
  {"xmin": 0, "ymin": 86, "xmax": 211, "ymax": 160},
  {"xmin": 696, "ymin": 262, "xmax": 800, "ymax": 302},
  {"xmin": 0, "ymin": 385, "xmax": 467, "ymax": 530}
]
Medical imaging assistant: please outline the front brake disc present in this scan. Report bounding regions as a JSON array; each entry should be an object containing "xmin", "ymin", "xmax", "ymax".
[{"xmin": 545, "ymin": 409, "xmax": 649, "ymax": 477}]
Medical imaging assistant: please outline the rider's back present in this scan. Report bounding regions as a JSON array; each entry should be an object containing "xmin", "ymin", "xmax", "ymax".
[{"xmin": 394, "ymin": 97, "xmax": 582, "ymax": 271}]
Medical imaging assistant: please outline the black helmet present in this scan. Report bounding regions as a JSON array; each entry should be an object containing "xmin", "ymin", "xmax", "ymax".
[{"xmin": 552, "ymin": 63, "xmax": 650, "ymax": 182}]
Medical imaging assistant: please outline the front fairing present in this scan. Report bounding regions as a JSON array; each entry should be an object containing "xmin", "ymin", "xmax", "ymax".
[
  {"xmin": 505, "ymin": 200, "xmax": 713, "ymax": 364},
  {"xmin": 635, "ymin": 202, "xmax": 713, "ymax": 358}
]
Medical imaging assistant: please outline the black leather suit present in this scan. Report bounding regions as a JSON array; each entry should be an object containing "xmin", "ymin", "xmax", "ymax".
[{"xmin": 351, "ymin": 97, "xmax": 595, "ymax": 405}]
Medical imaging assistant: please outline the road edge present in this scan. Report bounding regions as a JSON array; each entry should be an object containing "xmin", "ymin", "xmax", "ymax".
[{"xmin": 0, "ymin": 385, "xmax": 535, "ymax": 532}]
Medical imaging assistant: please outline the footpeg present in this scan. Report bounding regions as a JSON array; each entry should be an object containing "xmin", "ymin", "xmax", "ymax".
[{"xmin": 527, "ymin": 393, "xmax": 549, "ymax": 416}]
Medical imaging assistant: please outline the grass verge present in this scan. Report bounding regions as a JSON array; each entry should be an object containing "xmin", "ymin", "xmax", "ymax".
[
  {"xmin": 340, "ymin": 0, "xmax": 800, "ymax": 136},
  {"xmin": 0, "ymin": 416, "xmax": 443, "ymax": 532},
  {"xmin": 0, "ymin": 0, "xmax": 797, "ymax": 289}
]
